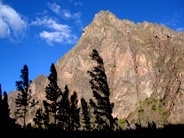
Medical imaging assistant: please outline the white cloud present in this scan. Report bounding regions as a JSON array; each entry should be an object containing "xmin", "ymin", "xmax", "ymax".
[
  {"xmin": 61, "ymin": 10, "xmax": 83, "ymax": 29},
  {"xmin": 62, "ymin": 10, "xmax": 82, "ymax": 20},
  {"xmin": 47, "ymin": 2, "xmax": 82, "ymax": 24},
  {"xmin": 47, "ymin": 2, "xmax": 61, "ymax": 15},
  {"xmin": 31, "ymin": 17, "xmax": 78, "ymax": 45},
  {"xmin": 0, "ymin": 18, "xmax": 10, "ymax": 38},
  {"xmin": 32, "ymin": 2, "xmax": 83, "ymax": 45},
  {"xmin": 62, "ymin": 9, "xmax": 72, "ymax": 18},
  {"xmin": 31, "ymin": 17, "xmax": 70, "ymax": 32},
  {"xmin": 0, "ymin": 1, "xmax": 27, "ymax": 39},
  {"xmin": 40, "ymin": 31, "xmax": 77, "ymax": 46}
]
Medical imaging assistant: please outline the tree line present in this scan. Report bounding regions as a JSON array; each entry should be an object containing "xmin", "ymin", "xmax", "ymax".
[
  {"xmin": 0, "ymin": 49, "xmax": 121, "ymax": 131},
  {"xmin": 1, "ymin": 49, "xmax": 184, "ymax": 137}
]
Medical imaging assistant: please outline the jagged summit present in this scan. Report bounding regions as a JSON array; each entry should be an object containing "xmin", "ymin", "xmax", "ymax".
[
  {"xmin": 89, "ymin": 10, "xmax": 183, "ymax": 41},
  {"xmin": 93, "ymin": 10, "xmax": 119, "ymax": 21},
  {"xmin": 8, "ymin": 10, "xmax": 184, "ymax": 128}
]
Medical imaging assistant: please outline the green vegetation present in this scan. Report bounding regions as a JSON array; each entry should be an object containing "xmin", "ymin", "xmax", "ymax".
[
  {"xmin": 138, "ymin": 109, "xmax": 144, "ymax": 113},
  {"xmin": 151, "ymin": 105, "xmax": 156, "ymax": 111},
  {"xmin": 136, "ymin": 97, "xmax": 169, "ymax": 128},
  {"xmin": 118, "ymin": 118, "xmax": 127, "ymax": 126}
]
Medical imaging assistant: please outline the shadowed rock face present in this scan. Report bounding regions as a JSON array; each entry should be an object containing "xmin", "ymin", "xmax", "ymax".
[{"xmin": 8, "ymin": 10, "xmax": 184, "ymax": 128}]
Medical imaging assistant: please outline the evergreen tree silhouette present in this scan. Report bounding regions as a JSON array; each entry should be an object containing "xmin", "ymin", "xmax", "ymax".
[
  {"xmin": 15, "ymin": 64, "xmax": 32, "ymax": 129},
  {"xmin": 87, "ymin": 49, "xmax": 117, "ymax": 131},
  {"xmin": 0, "ymin": 84, "xmax": 16, "ymax": 130},
  {"xmin": 58, "ymin": 85, "xmax": 81, "ymax": 131},
  {"xmin": 42, "ymin": 100, "xmax": 50, "ymax": 129},
  {"xmin": 57, "ymin": 85, "xmax": 71, "ymax": 130},
  {"xmin": 33, "ymin": 108, "xmax": 45, "ymax": 129},
  {"xmin": 44, "ymin": 63, "xmax": 62, "ymax": 128},
  {"xmin": 81, "ymin": 97, "xmax": 91, "ymax": 131},
  {"xmin": 0, "ymin": 84, "xmax": 3, "ymax": 129},
  {"xmin": 2, "ymin": 91, "xmax": 10, "ymax": 129},
  {"xmin": 70, "ymin": 91, "xmax": 81, "ymax": 131}
]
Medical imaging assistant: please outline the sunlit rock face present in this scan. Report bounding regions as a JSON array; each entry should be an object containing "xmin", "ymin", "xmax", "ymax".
[{"xmin": 8, "ymin": 10, "xmax": 184, "ymax": 128}]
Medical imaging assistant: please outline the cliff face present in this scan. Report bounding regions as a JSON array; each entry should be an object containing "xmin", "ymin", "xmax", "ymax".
[{"xmin": 8, "ymin": 10, "xmax": 184, "ymax": 128}]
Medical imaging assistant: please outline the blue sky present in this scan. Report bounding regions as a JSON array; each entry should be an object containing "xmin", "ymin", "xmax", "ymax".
[{"xmin": 0, "ymin": 0, "xmax": 184, "ymax": 93}]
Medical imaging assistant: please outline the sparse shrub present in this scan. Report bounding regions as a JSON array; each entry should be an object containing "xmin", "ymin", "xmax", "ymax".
[
  {"xmin": 119, "ymin": 118, "xmax": 127, "ymax": 125},
  {"xmin": 151, "ymin": 105, "xmax": 156, "ymax": 111},
  {"xmin": 138, "ymin": 109, "xmax": 144, "ymax": 113},
  {"xmin": 163, "ymin": 111, "xmax": 168, "ymax": 116},
  {"xmin": 159, "ymin": 99, "xmax": 164, "ymax": 103},
  {"xmin": 152, "ymin": 99, "xmax": 157, "ymax": 103}
]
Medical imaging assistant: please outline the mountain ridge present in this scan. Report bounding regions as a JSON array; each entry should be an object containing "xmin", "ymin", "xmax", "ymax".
[{"xmin": 8, "ymin": 10, "xmax": 184, "ymax": 128}]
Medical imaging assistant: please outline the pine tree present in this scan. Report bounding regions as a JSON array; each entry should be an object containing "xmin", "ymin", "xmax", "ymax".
[
  {"xmin": 70, "ymin": 91, "xmax": 80, "ymax": 131},
  {"xmin": 57, "ymin": 85, "xmax": 81, "ymax": 131},
  {"xmin": 0, "ymin": 84, "xmax": 2, "ymax": 129},
  {"xmin": 33, "ymin": 108, "xmax": 45, "ymax": 129},
  {"xmin": 0, "ymin": 84, "xmax": 16, "ymax": 129},
  {"xmin": 44, "ymin": 63, "xmax": 62, "ymax": 128},
  {"xmin": 2, "ymin": 91, "xmax": 10, "ymax": 129},
  {"xmin": 42, "ymin": 100, "xmax": 50, "ymax": 129},
  {"xmin": 15, "ymin": 65, "xmax": 32, "ymax": 129},
  {"xmin": 81, "ymin": 97, "xmax": 91, "ymax": 131},
  {"xmin": 87, "ymin": 49, "xmax": 117, "ymax": 131},
  {"xmin": 57, "ymin": 85, "xmax": 71, "ymax": 130}
]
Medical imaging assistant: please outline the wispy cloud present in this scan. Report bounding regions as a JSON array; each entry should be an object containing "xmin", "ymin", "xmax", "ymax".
[
  {"xmin": 47, "ymin": 2, "xmax": 83, "ymax": 28},
  {"xmin": 31, "ymin": 17, "xmax": 78, "ymax": 46},
  {"xmin": 62, "ymin": 9, "xmax": 82, "ymax": 20},
  {"xmin": 0, "ymin": 1, "xmax": 27, "ymax": 39},
  {"xmin": 47, "ymin": 2, "xmax": 61, "ymax": 15},
  {"xmin": 31, "ymin": 17, "xmax": 70, "ymax": 32},
  {"xmin": 36, "ymin": 10, "xmax": 48, "ymax": 16}
]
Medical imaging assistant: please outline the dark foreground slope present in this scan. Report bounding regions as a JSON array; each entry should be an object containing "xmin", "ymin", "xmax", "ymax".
[{"xmin": 3, "ymin": 124, "xmax": 184, "ymax": 138}]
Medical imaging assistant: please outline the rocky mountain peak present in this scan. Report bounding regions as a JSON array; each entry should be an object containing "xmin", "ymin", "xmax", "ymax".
[
  {"xmin": 8, "ymin": 10, "xmax": 184, "ymax": 128},
  {"xmin": 87, "ymin": 10, "xmax": 184, "ymax": 42},
  {"xmin": 93, "ymin": 10, "xmax": 118, "ymax": 22}
]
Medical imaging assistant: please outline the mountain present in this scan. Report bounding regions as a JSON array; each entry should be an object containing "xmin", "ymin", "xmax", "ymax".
[{"xmin": 8, "ymin": 10, "xmax": 184, "ymax": 128}]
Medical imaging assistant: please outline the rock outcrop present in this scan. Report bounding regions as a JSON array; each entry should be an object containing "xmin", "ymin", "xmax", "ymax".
[{"xmin": 8, "ymin": 10, "xmax": 184, "ymax": 128}]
